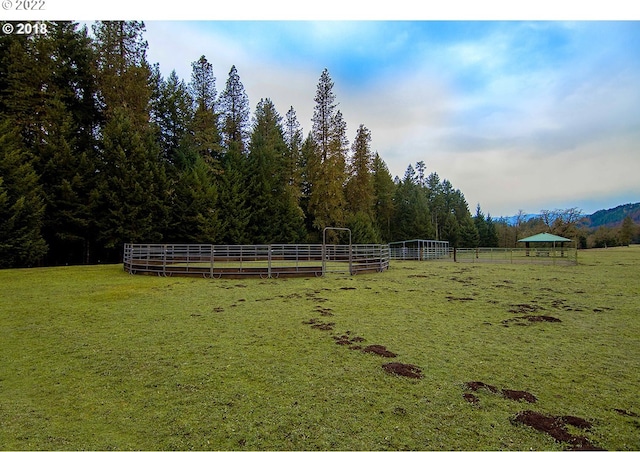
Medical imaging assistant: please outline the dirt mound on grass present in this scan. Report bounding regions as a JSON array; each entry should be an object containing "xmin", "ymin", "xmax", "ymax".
[
  {"xmin": 509, "ymin": 303, "xmax": 541, "ymax": 313},
  {"xmin": 303, "ymin": 318, "xmax": 335, "ymax": 330},
  {"xmin": 613, "ymin": 408, "xmax": 639, "ymax": 417},
  {"xmin": 512, "ymin": 410, "xmax": 598, "ymax": 450},
  {"xmin": 382, "ymin": 362, "xmax": 423, "ymax": 379},
  {"xmin": 502, "ymin": 315, "xmax": 561, "ymax": 326},
  {"xmin": 332, "ymin": 333, "xmax": 366, "ymax": 347},
  {"xmin": 502, "ymin": 389, "xmax": 537, "ymax": 403},
  {"xmin": 527, "ymin": 315, "xmax": 561, "ymax": 323},
  {"xmin": 362, "ymin": 345, "xmax": 397, "ymax": 358},
  {"xmin": 465, "ymin": 381, "xmax": 498, "ymax": 393},
  {"xmin": 465, "ymin": 381, "xmax": 537, "ymax": 403},
  {"xmin": 463, "ymin": 393, "xmax": 480, "ymax": 404},
  {"xmin": 314, "ymin": 306, "xmax": 334, "ymax": 316}
]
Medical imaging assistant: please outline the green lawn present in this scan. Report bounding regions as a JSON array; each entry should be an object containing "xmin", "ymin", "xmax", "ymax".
[{"xmin": 1, "ymin": 247, "xmax": 639, "ymax": 450}]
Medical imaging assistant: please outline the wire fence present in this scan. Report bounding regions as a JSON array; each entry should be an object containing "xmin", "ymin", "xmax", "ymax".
[
  {"xmin": 123, "ymin": 243, "xmax": 391, "ymax": 278},
  {"xmin": 452, "ymin": 247, "xmax": 578, "ymax": 265}
]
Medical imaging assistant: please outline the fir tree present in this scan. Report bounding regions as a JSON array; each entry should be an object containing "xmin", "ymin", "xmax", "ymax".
[
  {"xmin": 92, "ymin": 21, "xmax": 168, "ymax": 258},
  {"xmin": 152, "ymin": 69, "xmax": 194, "ymax": 164},
  {"xmin": 93, "ymin": 107, "xmax": 167, "ymax": 254},
  {"xmin": 345, "ymin": 124, "xmax": 377, "ymax": 242},
  {"xmin": 426, "ymin": 172, "xmax": 444, "ymax": 240},
  {"xmin": 217, "ymin": 148, "xmax": 250, "ymax": 244},
  {"xmin": 219, "ymin": 65, "xmax": 250, "ymax": 154},
  {"xmin": 283, "ymin": 106, "xmax": 303, "ymax": 192},
  {"xmin": 165, "ymin": 155, "xmax": 219, "ymax": 243},
  {"xmin": 485, "ymin": 214, "xmax": 499, "ymax": 247},
  {"xmin": 187, "ymin": 55, "xmax": 222, "ymax": 164},
  {"xmin": 2, "ymin": 22, "xmax": 100, "ymax": 264},
  {"xmin": 346, "ymin": 124, "xmax": 374, "ymax": 217},
  {"xmin": 189, "ymin": 55, "xmax": 217, "ymax": 112},
  {"xmin": 372, "ymin": 152, "xmax": 395, "ymax": 242},
  {"xmin": 246, "ymin": 99, "xmax": 305, "ymax": 243},
  {"xmin": 0, "ymin": 120, "xmax": 48, "ymax": 267},
  {"xmin": 308, "ymin": 69, "xmax": 348, "ymax": 235},
  {"xmin": 474, "ymin": 204, "xmax": 487, "ymax": 247},
  {"xmin": 92, "ymin": 21, "xmax": 151, "ymax": 126},
  {"xmin": 215, "ymin": 67, "xmax": 251, "ymax": 244}
]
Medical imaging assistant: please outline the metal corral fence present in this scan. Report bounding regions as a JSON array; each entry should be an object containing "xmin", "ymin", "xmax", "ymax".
[
  {"xmin": 453, "ymin": 247, "xmax": 578, "ymax": 265},
  {"xmin": 389, "ymin": 239, "xmax": 450, "ymax": 260},
  {"xmin": 123, "ymin": 243, "xmax": 390, "ymax": 278}
]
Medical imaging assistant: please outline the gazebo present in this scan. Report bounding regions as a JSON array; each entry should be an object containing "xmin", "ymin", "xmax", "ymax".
[{"xmin": 518, "ymin": 232, "xmax": 573, "ymax": 257}]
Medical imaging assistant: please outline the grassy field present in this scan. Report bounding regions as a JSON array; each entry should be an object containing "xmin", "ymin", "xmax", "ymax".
[{"xmin": 1, "ymin": 247, "xmax": 639, "ymax": 450}]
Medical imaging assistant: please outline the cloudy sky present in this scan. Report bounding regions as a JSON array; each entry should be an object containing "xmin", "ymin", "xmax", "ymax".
[
  {"xmin": 142, "ymin": 20, "xmax": 640, "ymax": 217},
  {"xmin": 27, "ymin": 2, "xmax": 639, "ymax": 218}
]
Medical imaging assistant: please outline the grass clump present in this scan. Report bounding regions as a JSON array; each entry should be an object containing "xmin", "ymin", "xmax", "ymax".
[{"xmin": 1, "ymin": 247, "xmax": 639, "ymax": 450}]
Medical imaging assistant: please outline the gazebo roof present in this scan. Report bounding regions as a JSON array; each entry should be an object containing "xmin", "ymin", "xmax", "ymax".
[{"xmin": 518, "ymin": 232, "xmax": 572, "ymax": 243}]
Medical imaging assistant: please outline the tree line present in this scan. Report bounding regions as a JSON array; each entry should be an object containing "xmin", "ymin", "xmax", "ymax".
[
  {"xmin": 491, "ymin": 208, "xmax": 640, "ymax": 249},
  {"xmin": 2, "ymin": 21, "xmax": 505, "ymax": 268}
]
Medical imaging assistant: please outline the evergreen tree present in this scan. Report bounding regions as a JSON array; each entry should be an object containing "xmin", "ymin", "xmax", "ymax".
[
  {"xmin": 347, "ymin": 211, "xmax": 380, "ymax": 243},
  {"xmin": 474, "ymin": 204, "xmax": 487, "ymax": 247},
  {"xmin": 392, "ymin": 164, "xmax": 434, "ymax": 241},
  {"xmin": 93, "ymin": 107, "xmax": 167, "ymax": 255},
  {"xmin": 311, "ymin": 69, "xmax": 336, "ymax": 162},
  {"xmin": 415, "ymin": 160, "xmax": 427, "ymax": 187},
  {"xmin": 246, "ymin": 98, "xmax": 305, "ymax": 243},
  {"xmin": 308, "ymin": 69, "xmax": 348, "ymax": 236},
  {"xmin": 189, "ymin": 55, "xmax": 217, "ymax": 112},
  {"xmin": 345, "ymin": 124, "xmax": 374, "ymax": 218},
  {"xmin": 92, "ymin": 21, "xmax": 151, "ymax": 126},
  {"xmin": 219, "ymin": 65, "xmax": 250, "ymax": 154},
  {"xmin": 619, "ymin": 215, "xmax": 635, "ymax": 246},
  {"xmin": 217, "ymin": 148, "xmax": 250, "ymax": 244},
  {"xmin": 165, "ymin": 155, "xmax": 219, "ymax": 243},
  {"xmin": 214, "ymin": 67, "xmax": 251, "ymax": 244},
  {"xmin": 152, "ymin": 69, "xmax": 194, "ymax": 164},
  {"xmin": 426, "ymin": 171, "xmax": 444, "ymax": 240},
  {"xmin": 187, "ymin": 55, "xmax": 222, "ymax": 165},
  {"xmin": 446, "ymin": 184, "xmax": 476, "ymax": 248},
  {"xmin": 1, "ymin": 22, "xmax": 100, "ymax": 264},
  {"xmin": 0, "ymin": 120, "xmax": 48, "ymax": 267},
  {"xmin": 298, "ymin": 133, "xmax": 318, "ymax": 238},
  {"xmin": 485, "ymin": 214, "xmax": 500, "ymax": 247},
  {"xmin": 440, "ymin": 212, "xmax": 460, "ymax": 249},
  {"xmin": 283, "ymin": 106, "xmax": 303, "ymax": 192},
  {"xmin": 92, "ymin": 21, "xmax": 168, "ymax": 258},
  {"xmin": 372, "ymin": 152, "xmax": 395, "ymax": 242}
]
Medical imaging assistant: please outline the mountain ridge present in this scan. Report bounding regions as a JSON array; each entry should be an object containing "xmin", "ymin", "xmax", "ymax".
[
  {"xmin": 498, "ymin": 202, "xmax": 640, "ymax": 228},
  {"xmin": 580, "ymin": 202, "xmax": 640, "ymax": 229}
]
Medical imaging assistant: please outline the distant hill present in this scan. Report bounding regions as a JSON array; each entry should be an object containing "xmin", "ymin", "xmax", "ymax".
[
  {"xmin": 497, "ymin": 213, "xmax": 537, "ymax": 226},
  {"xmin": 580, "ymin": 202, "xmax": 640, "ymax": 229},
  {"xmin": 498, "ymin": 202, "xmax": 640, "ymax": 228}
]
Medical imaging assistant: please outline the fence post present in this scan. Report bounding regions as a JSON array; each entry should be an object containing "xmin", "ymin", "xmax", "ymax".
[
  {"xmin": 163, "ymin": 244, "xmax": 167, "ymax": 276},
  {"xmin": 209, "ymin": 244, "xmax": 214, "ymax": 278}
]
